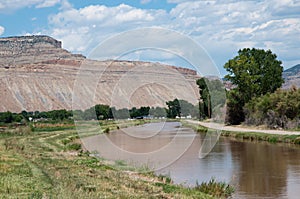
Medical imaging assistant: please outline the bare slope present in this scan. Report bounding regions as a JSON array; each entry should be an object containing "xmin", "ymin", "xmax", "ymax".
[
  {"xmin": 0, "ymin": 35, "xmax": 200, "ymax": 112},
  {"xmin": 282, "ymin": 64, "xmax": 300, "ymax": 89}
]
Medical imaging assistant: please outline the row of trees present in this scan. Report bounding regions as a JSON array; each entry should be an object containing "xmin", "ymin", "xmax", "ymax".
[
  {"xmin": 73, "ymin": 99, "xmax": 200, "ymax": 121},
  {"xmin": 0, "ymin": 111, "xmax": 21, "ymax": 123},
  {"xmin": 0, "ymin": 99, "xmax": 200, "ymax": 124},
  {"xmin": 0, "ymin": 109, "xmax": 73, "ymax": 124},
  {"xmin": 73, "ymin": 105, "xmax": 152, "ymax": 120},
  {"xmin": 165, "ymin": 99, "xmax": 199, "ymax": 118}
]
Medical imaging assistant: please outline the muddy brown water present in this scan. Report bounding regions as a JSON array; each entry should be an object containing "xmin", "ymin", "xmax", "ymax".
[{"xmin": 82, "ymin": 122, "xmax": 300, "ymax": 199}]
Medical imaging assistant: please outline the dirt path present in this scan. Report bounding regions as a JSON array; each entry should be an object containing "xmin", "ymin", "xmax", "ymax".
[{"xmin": 185, "ymin": 120, "xmax": 300, "ymax": 135}]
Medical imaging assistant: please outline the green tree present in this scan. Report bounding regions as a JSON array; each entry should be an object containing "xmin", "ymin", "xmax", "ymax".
[
  {"xmin": 0, "ymin": 111, "xmax": 13, "ymax": 123},
  {"xmin": 21, "ymin": 110, "xmax": 28, "ymax": 121},
  {"xmin": 197, "ymin": 78, "xmax": 211, "ymax": 119},
  {"xmin": 149, "ymin": 107, "xmax": 167, "ymax": 118},
  {"xmin": 166, "ymin": 99, "xmax": 181, "ymax": 118},
  {"xmin": 178, "ymin": 100, "xmax": 195, "ymax": 117},
  {"xmin": 95, "ymin": 104, "xmax": 110, "ymax": 120},
  {"xmin": 226, "ymin": 90, "xmax": 245, "ymax": 125},
  {"xmin": 49, "ymin": 109, "xmax": 72, "ymax": 121},
  {"xmin": 129, "ymin": 107, "xmax": 139, "ymax": 118},
  {"xmin": 83, "ymin": 107, "xmax": 97, "ymax": 120},
  {"xmin": 224, "ymin": 48, "xmax": 284, "ymax": 124},
  {"xmin": 114, "ymin": 108, "xmax": 130, "ymax": 119},
  {"xmin": 224, "ymin": 48, "xmax": 284, "ymax": 101},
  {"xmin": 139, "ymin": 106, "xmax": 150, "ymax": 116}
]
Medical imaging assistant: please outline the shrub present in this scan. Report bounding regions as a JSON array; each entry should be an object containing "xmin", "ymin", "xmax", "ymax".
[
  {"xmin": 103, "ymin": 127, "xmax": 110, "ymax": 134},
  {"xmin": 244, "ymin": 88, "xmax": 300, "ymax": 129}
]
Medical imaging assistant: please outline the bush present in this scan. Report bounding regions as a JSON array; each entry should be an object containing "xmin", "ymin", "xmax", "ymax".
[
  {"xmin": 244, "ymin": 87, "xmax": 300, "ymax": 129},
  {"xmin": 103, "ymin": 127, "xmax": 110, "ymax": 134}
]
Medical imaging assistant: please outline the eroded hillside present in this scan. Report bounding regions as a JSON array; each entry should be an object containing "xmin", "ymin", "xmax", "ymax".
[{"xmin": 0, "ymin": 35, "xmax": 200, "ymax": 112}]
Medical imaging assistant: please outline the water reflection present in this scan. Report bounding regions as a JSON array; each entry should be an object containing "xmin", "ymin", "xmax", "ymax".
[
  {"xmin": 82, "ymin": 122, "xmax": 300, "ymax": 199},
  {"xmin": 230, "ymin": 141, "xmax": 287, "ymax": 198},
  {"xmin": 232, "ymin": 141, "xmax": 300, "ymax": 198}
]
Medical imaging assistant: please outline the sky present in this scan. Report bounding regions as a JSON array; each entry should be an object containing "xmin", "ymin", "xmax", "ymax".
[{"xmin": 0, "ymin": 0, "xmax": 299, "ymax": 76}]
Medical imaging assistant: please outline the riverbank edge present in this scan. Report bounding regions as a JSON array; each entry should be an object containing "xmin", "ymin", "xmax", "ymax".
[
  {"xmin": 84, "ymin": 119, "xmax": 236, "ymax": 198},
  {"xmin": 78, "ymin": 119, "xmax": 236, "ymax": 198},
  {"xmin": 181, "ymin": 120, "xmax": 300, "ymax": 145},
  {"xmin": 2, "ymin": 120, "xmax": 232, "ymax": 198}
]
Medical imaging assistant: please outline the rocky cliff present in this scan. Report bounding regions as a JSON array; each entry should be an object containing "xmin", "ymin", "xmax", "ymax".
[
  {"xmin": 0, "ymin": 35, "xmax": 200, "ymax": 112},
  {"xmin": 282, "ymin": 64, "xmax": 300, "ymax": 89}
]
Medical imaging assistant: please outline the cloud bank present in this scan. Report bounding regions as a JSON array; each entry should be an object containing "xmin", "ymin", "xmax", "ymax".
[
  {"xmin": 0, "ymin": 0, "xmax": 70, "ymax": 13},
  {"xmin": 2, "ymin": 0, "xmax": 299, "ymax": 72}
]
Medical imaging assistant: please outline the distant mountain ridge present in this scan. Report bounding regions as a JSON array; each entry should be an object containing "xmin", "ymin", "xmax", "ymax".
[
  {"xmin": 283, "ymin": 64, "xmax": 300, "ymax": 89},
  {"xmin": 0, "ymin": 35, "xmax": 200, "ymax": 112}
]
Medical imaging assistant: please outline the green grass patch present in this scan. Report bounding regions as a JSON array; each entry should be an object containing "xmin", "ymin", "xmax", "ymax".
[
  {"xmin": 182, "ymin": 120, "xmax": 300, "ymax": 145},
  {"xmin": 33, "ymin": 125, "xmax": 75, "ymax": 132}
]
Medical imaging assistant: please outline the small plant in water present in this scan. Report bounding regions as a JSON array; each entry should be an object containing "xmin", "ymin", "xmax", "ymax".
[{"xmin": 195, "ymin": 178, "xmax": 234, "ymax": 198}]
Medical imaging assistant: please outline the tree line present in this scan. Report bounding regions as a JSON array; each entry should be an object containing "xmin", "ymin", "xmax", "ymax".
[{"xmin": 0, "ymin": 99, "xmax": 200, "ymax": 124}]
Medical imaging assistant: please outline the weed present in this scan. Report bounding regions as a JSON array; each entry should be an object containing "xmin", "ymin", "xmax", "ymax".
[
  {"xmin": 195, "ymin": 178, "xmax": 234, "ymax": 198},
  {"xmin": 65, "ymin": 143, "xmax": 81, "ymax": 151},
  {"xmin": 103, "ymin": 127, "xmax": 110, "ymax": 134}
]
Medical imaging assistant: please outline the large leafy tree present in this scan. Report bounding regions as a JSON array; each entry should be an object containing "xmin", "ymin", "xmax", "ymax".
[
  {"xmin": 224, "ymin": 48, "xmax": 284, "ymax": 102},
  {"xmin": 224, "ymin": 48, "xmax": 284, "ymax": 124}
]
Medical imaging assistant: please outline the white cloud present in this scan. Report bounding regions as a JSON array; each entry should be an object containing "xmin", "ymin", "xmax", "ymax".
[
  {"xmin": 167, "ymin": 0, "xmax": 300, "ymax": 69},
  {"xmin": 50, "ymin": 4, "xmax": 165, "ymax": 26},
  {"xmin": 41, "ymin": 0, "xmax": 300, "ymax": 72},
  {"xmin": 47, "ymin": 4, "xmax": 168, "ymax": 52},
  {"xmin": 0, "ymin": 0, "xmax": 67, "ymax": 13},
  {"xmin": 36, "ymin": 0, "xmax": 60, "ymax": 8},
  {"xmin": 0, "ymin": 25, "xmax": 4, "ymax": 35}
]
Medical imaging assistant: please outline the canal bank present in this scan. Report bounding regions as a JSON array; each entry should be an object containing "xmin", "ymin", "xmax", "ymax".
[
  {"xmin": 183, "ymin": 120, "xmax": 300, "ymax": 145},
  {"xmin": 83, "ymin": 121, "xmax": 300, "ymax": 198}
]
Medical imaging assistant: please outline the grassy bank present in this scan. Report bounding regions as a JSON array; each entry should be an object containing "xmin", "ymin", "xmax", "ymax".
[
  {"xmin": 182, "ymin": 121, "xmax": 300, "ymax": 145},
  {"xmin": 0, "ymin": 120, "xmax": 234, "ymax": 198}
]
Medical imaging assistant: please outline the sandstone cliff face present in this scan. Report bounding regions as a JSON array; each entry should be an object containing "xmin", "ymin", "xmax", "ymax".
[
  {"xmin": 0, "ymin": 35, "xmax": 200, "ymax": 112},
  {"xmin": 0, "ymin": 35, "xmax": 85, "ymax": 68}
]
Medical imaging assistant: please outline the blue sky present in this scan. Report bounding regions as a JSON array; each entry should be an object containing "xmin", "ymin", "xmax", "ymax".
[{"xmin": 0, "ymin": 0, "xmax": 300, "ymax": 75}]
